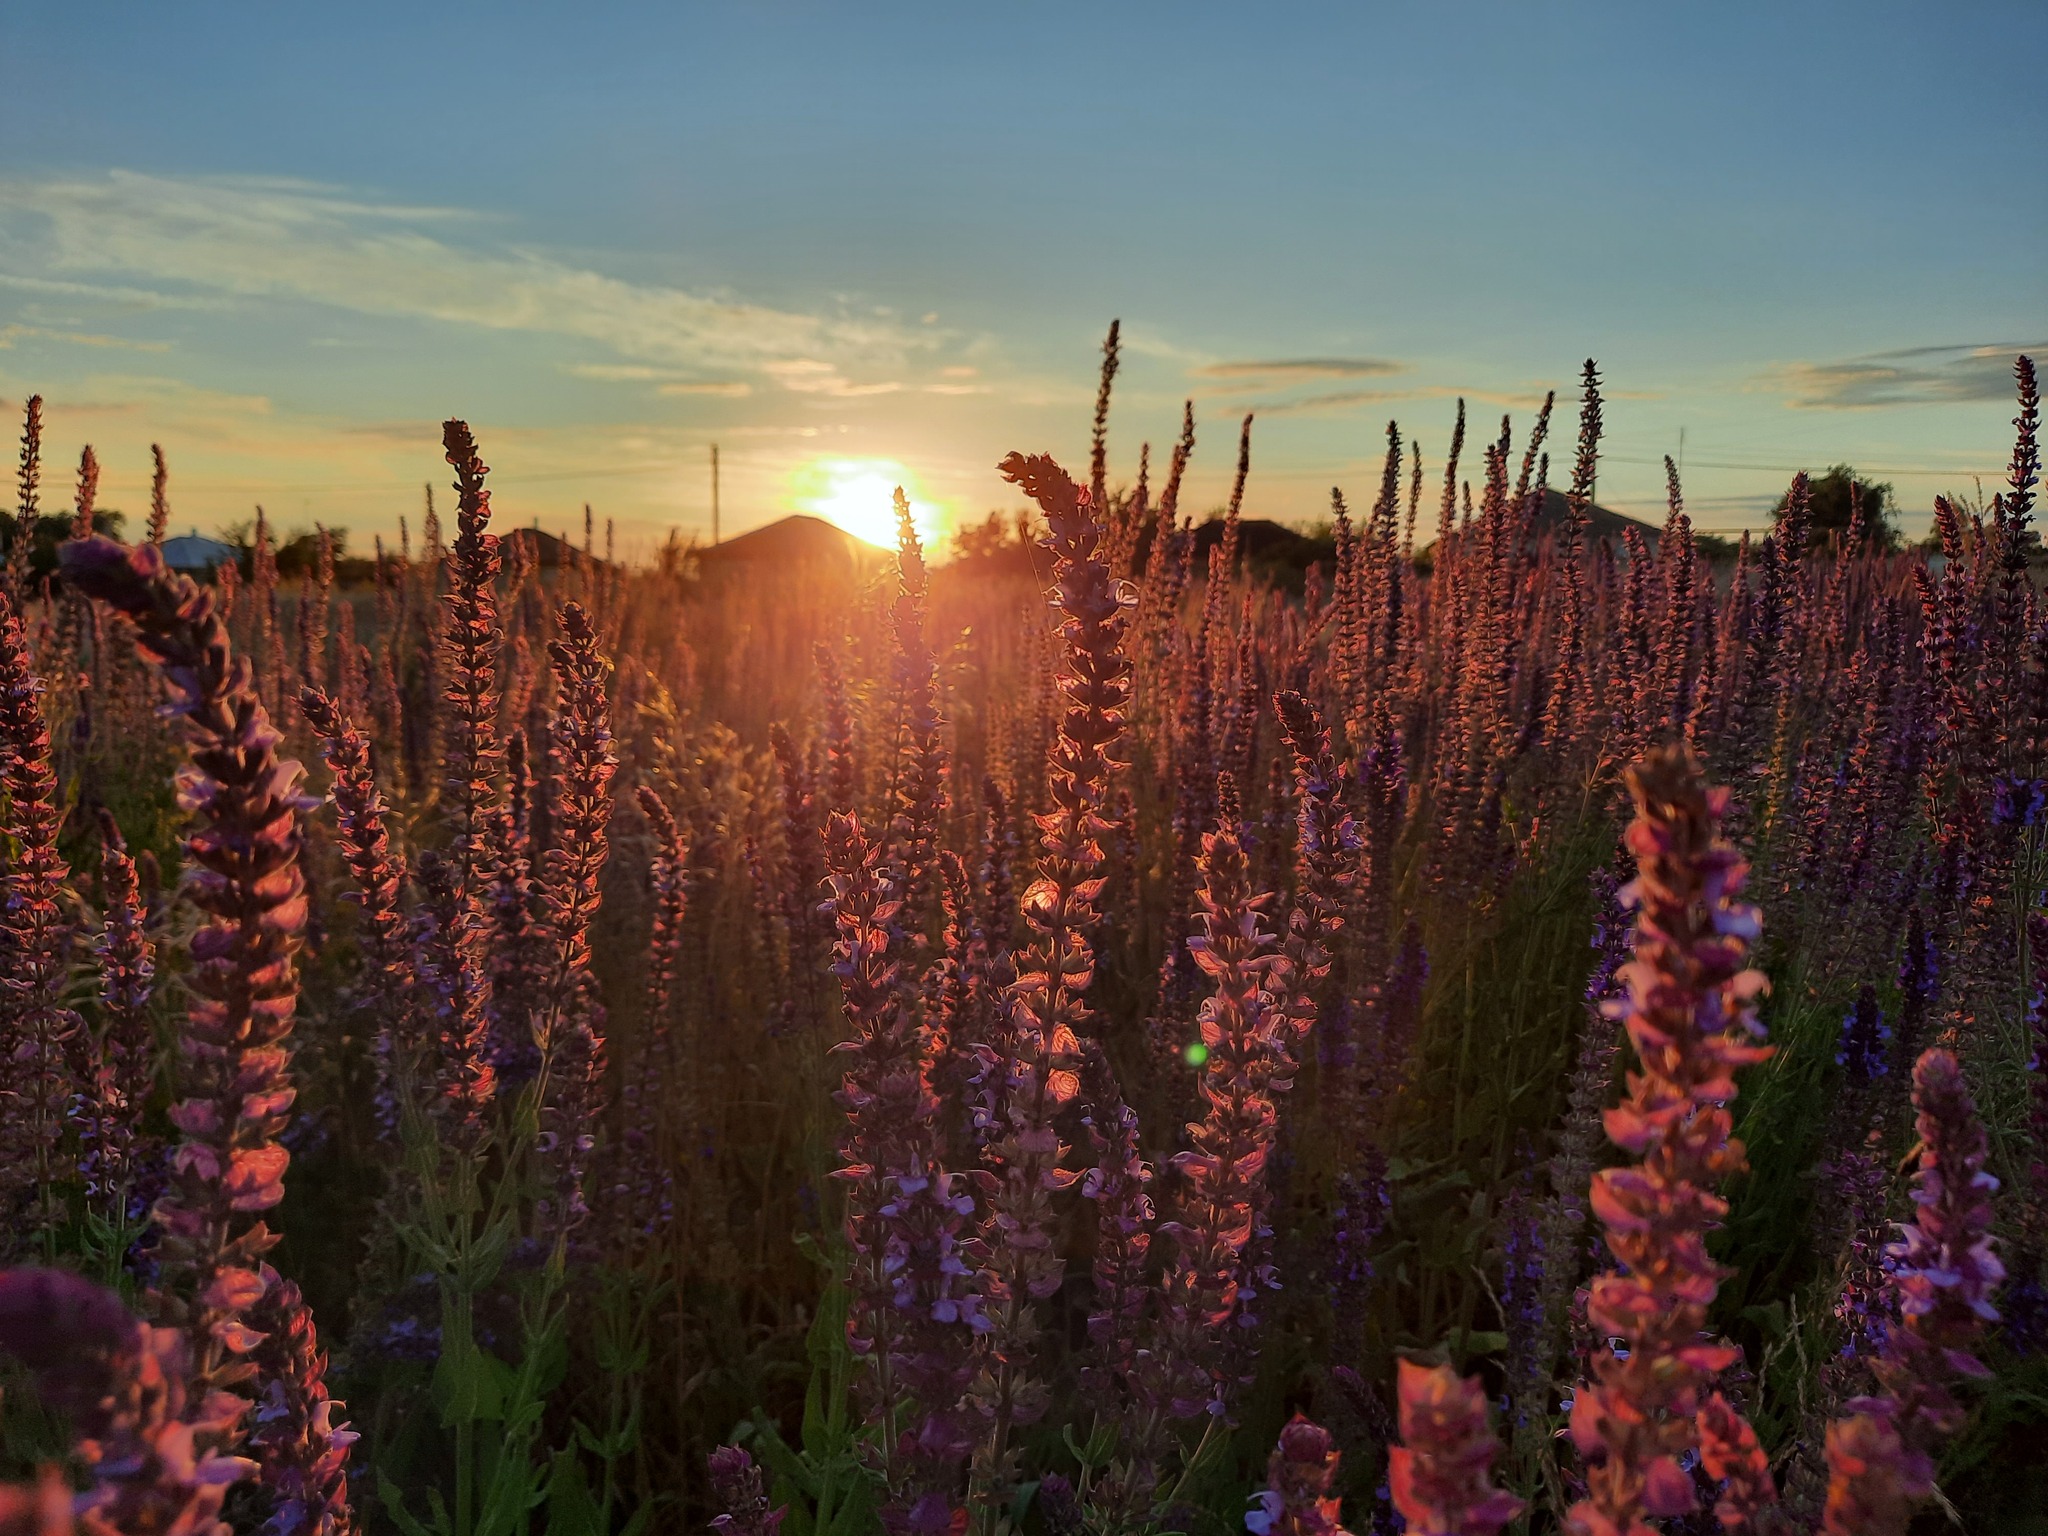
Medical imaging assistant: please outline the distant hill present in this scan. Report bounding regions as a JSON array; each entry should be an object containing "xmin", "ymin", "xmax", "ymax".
[{"xmin": 692, "ymin": 515, "xmax": 889, "ymax": 577}]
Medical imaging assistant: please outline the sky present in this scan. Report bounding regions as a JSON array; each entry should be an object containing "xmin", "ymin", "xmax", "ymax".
[{"xmin": 0, "ymin": 1, "xmax": 2041, "ymax": 556}]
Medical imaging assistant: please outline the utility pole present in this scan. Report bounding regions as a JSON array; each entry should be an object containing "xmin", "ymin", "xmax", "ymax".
[{"xmin": 711, "ymin": 444, "xmax": 721, "ymax": 546}]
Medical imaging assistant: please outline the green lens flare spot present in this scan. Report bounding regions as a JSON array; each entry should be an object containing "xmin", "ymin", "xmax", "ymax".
[{"xmin": 1183, "ymin": 1042, "xmax": 1209, "ymax": 1067}]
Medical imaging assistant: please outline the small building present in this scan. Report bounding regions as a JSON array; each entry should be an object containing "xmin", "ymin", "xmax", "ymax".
[{"xmin": 160, "ymin": 531, "xmax": 238, "ymax": 574}]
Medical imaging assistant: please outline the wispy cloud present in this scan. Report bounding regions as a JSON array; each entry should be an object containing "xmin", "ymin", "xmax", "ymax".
[
  {"xmin": 1193, "ymin": 357, "xmax": 1404, "ymax": 381},
  {"xmin": 0, "ymin": 171, "xmax": 939, "ymax": 377},
  {"xmin": 0, "ymin": 323, "xmax": 170, "ymax": 352},
  {"xmin": 1226, "ymin": 381, "xmax": 1548, "ymax": 416},
  {"xmin": 1770, "ymin": 342, "xmax": 2044, "ymax": 409},
  {"xmin": 657, "ymin": 380, "xmax": 751, "ymax": 397},
  {"xmin": 762, "ymin": 358, "xmax": 900, "ymax": 397}
]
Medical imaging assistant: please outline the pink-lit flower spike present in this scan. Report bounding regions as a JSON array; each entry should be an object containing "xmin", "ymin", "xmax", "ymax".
[
  {"xmin": 1247, "ymin": 1414, "xmax": 1353, "ymax": 1536},
  {"xmin": 1823, "ymin": 1047, "xmax": 2002, "ymax": 1536},
  {"xmin": 1156, "ymin": 784, "xmax": 1291, "ymax": 1416},
  {"xmin": 1567, "ymin": 746, "xmax": 1776, "ymax": 1536},
  {"xmin": 1388, "ymin": 1361, "xmax": 1523, "ymax": 1536},
  {"xmin": 62, "ymin": 534, "xmax": 315, "ymax": 1401},
  {"xmin": 0, "ymin": 1265, "xmax": 256, "ymax": 1535}
]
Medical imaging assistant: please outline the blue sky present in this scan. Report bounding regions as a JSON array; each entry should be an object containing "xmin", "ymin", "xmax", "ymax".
[{"xmin": 1, "ymin": 1, "xmax": 2041, "ymax": 553}]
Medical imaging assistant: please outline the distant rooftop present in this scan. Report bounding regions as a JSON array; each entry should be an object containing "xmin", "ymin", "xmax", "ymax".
[
  {"xmin": 693, "ymin": 515, "xmax": 888, "ymax": 573},
  {"xmin": 160, "ymin": 531, "xmax": 237, "ymax": 572}
]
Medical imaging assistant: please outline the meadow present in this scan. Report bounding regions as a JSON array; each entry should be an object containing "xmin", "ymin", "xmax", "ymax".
[{"xmin": 0, "ymin": 335, "xmax": 2039, "ymax": 1536}]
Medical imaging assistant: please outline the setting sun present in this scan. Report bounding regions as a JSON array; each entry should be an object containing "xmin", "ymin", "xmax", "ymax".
[{"xmin": 790, "ymin": 457, "xmax": 944, "ymax": 550}]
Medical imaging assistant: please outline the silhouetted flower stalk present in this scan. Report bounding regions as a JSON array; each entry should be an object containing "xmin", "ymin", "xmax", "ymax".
[
  {"xmin": 80, "ymin": 812, "xmax": 158, "ymax": 1223},
  {"xmin": 1516, "ymin": 860, "xmax": 1630, "ymax": 1456},
  {"xmin": 0, "ymin": 1266, "xmax": 256, "ymax": 1534},
  {"xmin": 1823, "ymin": 1048, "xmax": 2002, "ymax": 1536},
  {"xmin": 535, "ymin": 602, "xmax": 618, "ymax": 1231},
  {"xmin": 1567, "ymin": 747, "xmax": 1777, "ymax": 1536},
  {"xmin": 62, "ymin": 534, "xmax": 313, "ymax": 1401},
  {"xmin": 816, "ymin": 641, "xmax": 859, "ymax": 817},
  {"xmin": 301, "ymin": 686, "xmax": 415, "ymax": 1136},
  {"xmin": 484, "ymin": 729, "xmax": 543, "ymax": 1082},
  {"xmin": 438, "ymin": 422, "xmax": 505, "ymax": 897},
  {"xmin": 9, "ymin": 395, "xmax": 40, "ymax": 598},
  {"xmin": 0, "ymin": 587, "xmax": 80, "ymax": 1243},
  {"xmin": 885, "ymin": 488, "xmax": 948, "ymax": 940},
  {"xmin": 638, "ymin": 786, "xmax": 690, "ymax": 1028},
  {"xmin": 409, "ymin": 852, "xmax": 497, "ymax": 1150},
  {"xmin": 1247, "ymin": 1415, "xmax": 1354, "ymax": 1536},
  {"xmin": 1389, "ymin": 1360, "xmax": 1523, "ymax": 1536},
  {"xmin": 970, "ymin": 452, "xmax": 1132, "ymax": 1512},
  {"xmin": 822, "ymin": 812, "xmax": 981, "ymax": 1531},
  {"xmin": 1271, "ymin": 690, "xmax": 1357, "ymax": 1043},
  {"xmin": 148, "ymin": 443, "xmax": 171, "ymax": 546},
  {"xmin": 245, "ymin": 1264, "xmax": 357, "ymax": 1536},
  {"xmin": 72, "ymin": 444, "xmax": 99, "ymax": 539}
]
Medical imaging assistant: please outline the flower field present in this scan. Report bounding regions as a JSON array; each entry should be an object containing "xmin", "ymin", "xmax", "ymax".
[{"xmin": 0, "ymin": 339, "xmax": 2040, "ymax": 1534}]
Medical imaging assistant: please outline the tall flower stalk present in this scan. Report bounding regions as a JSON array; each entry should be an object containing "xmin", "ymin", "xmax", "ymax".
[
  {"xmin": 535, "ymin": 602, "xmax": 618, "ymax": 1230},
  {"xmin": 1566, "ymin": 747, "xmax": 1776, "ymax": 1535},
  {"xmin": 63, "ymin": 535, "xmax": 314, "ymax": 1404},
  {"xmin": 973, "ymin": 452, "xmax": 1134, "ymax": 1513}
]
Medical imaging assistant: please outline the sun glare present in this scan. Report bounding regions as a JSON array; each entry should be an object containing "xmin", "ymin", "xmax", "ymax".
[{"xmin": 792, "ymin": 457, "xmax": 944, "ymax": 550}]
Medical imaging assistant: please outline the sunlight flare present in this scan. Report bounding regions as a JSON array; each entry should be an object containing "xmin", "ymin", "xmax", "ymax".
[{"xmin": 791, "ymin": 457, "xmax": 944, "ymax": 549}]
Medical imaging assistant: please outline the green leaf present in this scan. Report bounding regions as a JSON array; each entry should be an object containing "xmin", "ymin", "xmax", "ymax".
[
  {"xmin": 376, "ymin": 1473, "xmax": 447, "ymax": 1536},
  {"xmin": 432, "ymin": 1335, "xmax": 510, "ymax": 1428},
  {"xmin": 544, "ymin": 1449, "xmax": 606, "ymax": 1536}
]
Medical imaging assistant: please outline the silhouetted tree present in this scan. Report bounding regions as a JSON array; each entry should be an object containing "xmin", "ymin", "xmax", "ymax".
[{"xmin": 1774, "ymin": 464, "xmax": 1898, "ymax": 551}]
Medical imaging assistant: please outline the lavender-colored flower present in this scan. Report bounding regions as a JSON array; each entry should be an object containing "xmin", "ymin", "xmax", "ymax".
[
  {"xmin": 706, "ymin": 1445, "xmax": 785, "ymax": 1536},
  {"xmin": 1835, "ymin": 985, "xmax": 1890, "ymax": 1087},
  {"xmin": 1822, "ymin": 1049, "xmax": 2001, "ymax": 1535},
  {"xmin": 1824, "ymin": 1049, "xmax": 2003, "ymax": 1535},
  {"xmin": 245, "ymin": 1266, "xmax": 357, "ymax": 1536},
  {"xmin": 1248, "ymin": 1415, "xmax": 1354, "ymax": 1536}
]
